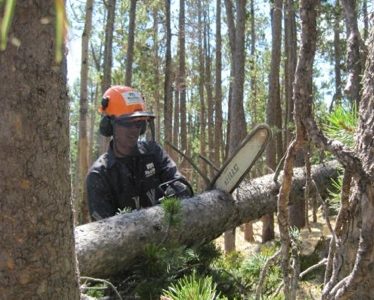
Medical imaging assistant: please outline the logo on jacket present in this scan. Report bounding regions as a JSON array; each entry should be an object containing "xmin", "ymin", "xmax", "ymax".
[{"xmin": 145, "ymin": 162, "xmax": 156, "ymax": 177}]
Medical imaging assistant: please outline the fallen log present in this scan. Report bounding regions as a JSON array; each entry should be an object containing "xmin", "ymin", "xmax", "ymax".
[{"xmin": 75, "ymin": 160, "xmax": 340, "ymax": 277}]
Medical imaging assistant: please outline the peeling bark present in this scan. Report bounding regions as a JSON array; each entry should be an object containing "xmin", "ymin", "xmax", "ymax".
[
  {"xmin": 340, "ymin": 0, "xmax": 366, "ymax": 107},
  {"xmin": 323, "ymin": 16, "xmax": 374, "ymax": 299}
]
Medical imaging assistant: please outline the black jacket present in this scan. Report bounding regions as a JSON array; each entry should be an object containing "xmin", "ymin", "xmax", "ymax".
[{"xmin": 87, "ymin": 140, "xmax": 190, "ymax": 220}]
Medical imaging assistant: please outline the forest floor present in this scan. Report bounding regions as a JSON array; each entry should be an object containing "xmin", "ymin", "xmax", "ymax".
[{"xmin": 215, "ymin": 211, "xmax": 335, "ymax": 299}]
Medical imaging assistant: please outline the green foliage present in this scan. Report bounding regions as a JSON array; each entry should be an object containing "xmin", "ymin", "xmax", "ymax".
[
  {"xmin": 116, "ymin": 206, "xmax": 132, "ymax": 215},
  {"xmin": 314, "ymin": 104, "xmax": 358, "ymax": 163},
  {"xmin": 289, "ymin": 226, "xmax": 302, "ymax": 251},
  {"xmin": 161, "ymin": 196, "xmax": 182, "ymax": 227},
  {"xmin": 326, "ymin": 175, "xmax": 343, "ymax": 214},
  {"xmin": 128, "ymin": 242, "xmax": 222, "ymax": 299},
  {"xmin": 162, "ymin": 271, "xmax": 227, "ymax": 300},
  {"xmin": 323, "ymin": 105, "xmax": 357, "ymax": 147},
  {"xmin": 209, "ymin": 244, "xmax": 282, "ymax": 299},
  {"xmin": 241, "ymin": 254, "xmax": 267, "ymax": 280},
  {"xmin": 0, "ymin": 0, "xmax": 16, "ymax": 50},
  {"xmin": 83, "ymin": 283, "xmax": 107, "ymax": 298},
  {"xmin": 240, "ymin": 251, "xmax": 282, "ymax": 297},
  {"xmin": 194, "ymin": 241, "xmax": 223, "ymax": 271}
]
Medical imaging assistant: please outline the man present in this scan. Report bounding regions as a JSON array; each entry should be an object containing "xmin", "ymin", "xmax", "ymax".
[{"xmin": 87, "ymin": 85, "xmax": 192, "ymax": 221}]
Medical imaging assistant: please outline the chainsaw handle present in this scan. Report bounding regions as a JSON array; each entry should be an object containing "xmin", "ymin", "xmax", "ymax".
[{"xmin": 158, "ymin": 178, "xmax": 194, "ymax": 200}]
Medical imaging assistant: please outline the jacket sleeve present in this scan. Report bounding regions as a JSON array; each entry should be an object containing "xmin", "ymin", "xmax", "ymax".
[{"xmin": 86, "ymin": 171, "xmax": 117, "ymax": 221}]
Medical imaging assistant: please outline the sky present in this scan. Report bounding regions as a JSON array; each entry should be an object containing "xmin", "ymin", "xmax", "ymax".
[
  {"xmin": 66, "ymin": 19, "xmax": 81, "ymax": 86},
  {"xmin": 67, "ymin": 39, "xmax": 81, "ymax": 85}
]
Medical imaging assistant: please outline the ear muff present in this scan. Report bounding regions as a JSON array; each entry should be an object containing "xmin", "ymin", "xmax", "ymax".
[
  {"xmin": 101, "ymin": 97, "xmax": 109, "ymax": 111},
  {"xmin": 99, "ymin": 116, "xmax": 113, "ymax": 137}
]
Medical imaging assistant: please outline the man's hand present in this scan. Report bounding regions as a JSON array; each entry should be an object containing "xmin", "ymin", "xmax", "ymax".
[{"xmin": 159, "ymin": 178, "xmax": 194, "ymax": 200}]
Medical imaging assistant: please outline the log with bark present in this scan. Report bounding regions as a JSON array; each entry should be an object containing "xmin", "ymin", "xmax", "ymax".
[{"xmin": 75, "ymin": 160, "xmax": 340, "ymax": 278}]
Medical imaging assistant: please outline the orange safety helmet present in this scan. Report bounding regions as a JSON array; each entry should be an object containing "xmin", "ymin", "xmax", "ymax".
[{"xmin": 99, "ymin": 85, "xmax": 155, "ymax": 120}]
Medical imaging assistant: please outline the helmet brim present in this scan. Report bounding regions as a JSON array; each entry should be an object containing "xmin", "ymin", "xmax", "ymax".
[{"xmin": 116, "ymin": 111, "xmax": 155, "ymax": 122}]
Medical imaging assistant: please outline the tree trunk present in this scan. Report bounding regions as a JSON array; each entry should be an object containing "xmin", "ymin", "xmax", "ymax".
[
  {"xmin": 76, "ymin": 161, "xmax": 339, "ymax": 278},
  {"xmin": 0, "ymin": 3, "xmax": 79, "ymax": 298},
  {"xmin": 179, "ymin": 0, "xmax": 187, "ymax": 162},
  {"xmin": 198, "ymin": 0, "xmax": 207, "ymax": 191},
  {"xmin": 152, "ymin": 8, "xmax": 161, "ymax": 142},
  {"xmin": 223, "ymin": 0, "xmax": 247, "ymax": 253},
  {"xmin": 278, "ymin": 2, "xmax": 319, "ymax": 297},
  {"xmin": 98, "ymin": 0, "xmax": 116, "ymax": 154},
  {"xmin": 340, "ymin": 0, "xmax": 365, "ymax": 107},
  {"xmin": 284, "ymin": 0, "xmax": 297, "ymax": 147},
  {"xmin": 89, "ymin": 32, "xmax": 104, "ymax": 162},
  {"xmin": 205, "ymin": 13, "xmax": 215, "ymax": 179},
  {"xmin": 125, "ymin": 0, "xmax": 137, "ymax": 86},
  {"xmin": 323, "ymin": 17, "xmax": 374, "ymax": 300},
  {"xmin": 173, "ymin": 88, "xmax": 180, "ymax": 149},
  {"xmin": 284, "ymin": 0, "xmax": 306, "ymax": 230},
  {"xmin": 164, "ymin": 0, "xmax": 173, "ymax": 153},
  {"xmin": 89, "ymin": 82, "xmax": 100, "ymax": 164},
  {"xmin": 362, "ymin": 0, "xmax": 368, "ymax": 41},
  {"xmin": 243, "ymin": 0, "xmax": 258, "ymax": 242},
  {"xmin": 214, "ymin": 0, "xmax": 223, "ymax": 168},
  {"xmin": 76, "ymin": 0, "xmax": 95, "ymax": 225},
  {"xmin": 331, "ymin": 0, "xmax": 342, "ymax": 110},
  {"xmin": 264, "ymin": 0, "xmax": 283, "ymax": 242},
  {"xmin": 250, "ymin": 0, "xmax": 258, "ymax": 127}
]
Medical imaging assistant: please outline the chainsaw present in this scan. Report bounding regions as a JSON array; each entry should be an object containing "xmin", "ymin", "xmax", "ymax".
[
  {"xmin": 209, "ymin": 124, "xmax": 271, "ymax": 193},
  {"xmin": 164, "ymin": 124, "xmax": 271, "ymax": 196}
]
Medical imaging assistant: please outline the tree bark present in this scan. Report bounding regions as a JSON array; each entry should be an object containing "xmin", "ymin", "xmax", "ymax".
[
  {"xmin": 173, "ymin": 88, "xmax": 180, "ymax": 149},
  {"xmin": 323, "ymin": 16, "xmax": 374, "ymax": 300},
  {"xmin": 152, "ymin": 8, "xmax": 161, "ymax": 142},
  {"xmin": 264, "ymin": 0, "xmax": 283, "ymax": 242},
  {"xmin": 250, "ymin": 0, "xmax": 258, "ymax": 127},
  {"xmin": 75, "ymin": 161, "xmax": 339, "ymax": 278},
  {"xmin": 214, "ymin": 0, "xmax": 223, "ymax": 167},
  {"xmin": 124, "ymin": 0, "xmax": 137, "ymax": 86},
  {"xmin": 284, "ymin": 0, "xmax": 297, "ymax": 147},
  {"xmin": 340, "ymin": 0, "xmax": 365, "ymax": 107},
  {"xmin": 362, "ymin": 0, "xmax": 368, "ymax": 41},
  {"xmin": 164, "ymin": 0, "xmax": 173, "ymax": 153},
  {"xmin": 331, "ymin": 0, "xmax": 342, "ymax": 110},
  {"xmin": 224, "ymin": 0, "xmax": 247, "ymax": 252},
  {"xmin": 76, "ymin": 0, "xmax": 95, "ymax": 225},
  {"xmin": 98, "ymin": 0, "xmax": 116, "ymax": 154},
  {"xmin": 204, "ymin": 13, "xmax": 215, "ymax": 179},
  {"xmin": 0, "ymin": 3, "xmax": 79, "ymax": 298},
  {"xmin": 179, "ymin": 0, "xmax": 187, "ymax": 159},
  {"xmin": 198, "ymin": 0, "xmax": 207, "ymax": 191}
]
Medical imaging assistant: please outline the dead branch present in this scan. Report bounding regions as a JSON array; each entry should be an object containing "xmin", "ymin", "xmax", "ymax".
[
  {"xmin": 166, "ymin": 141, "xmax": 210, "ymax": 186},
  {"xmin": 198, "ymin": 154, "xmax": 220, "ymax": 172},
  {"xmin": 299, "ymin": 258, "xmax": 327, "ymax": 279},
  {"xmin": 255, "ymin": 250, "xmax": 281, "ymax": 300}
]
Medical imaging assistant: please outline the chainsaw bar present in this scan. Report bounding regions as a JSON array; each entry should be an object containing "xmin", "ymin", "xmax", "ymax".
[{"xmin": 209, "ymin": 124, "xmax": 271, "ymax": 193}]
